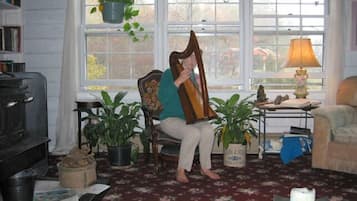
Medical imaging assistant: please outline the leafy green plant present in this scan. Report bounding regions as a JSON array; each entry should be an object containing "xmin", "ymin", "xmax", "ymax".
[
  {"xmin": 90, "ymin": 0, "xmax": 147, "ymax": 42},
  {"xmin": 210, "ymin": 93, "xmax": 260, "ymax": 149},
  {"xmin": 83, "ymin": 91, "xmax": 142, "ymax": 147}
]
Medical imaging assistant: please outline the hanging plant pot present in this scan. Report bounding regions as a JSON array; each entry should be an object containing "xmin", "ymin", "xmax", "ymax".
[
  {"xmin": 107, "ymin": 144, "xmax": 132, "ymax": 166},
  {"xmin": 223, "ymin": 144, "xmax": 246, "ymax": 168},
  {"xmin": 102, "ymin": 2, "xmax": 125, "ymax": 24}
]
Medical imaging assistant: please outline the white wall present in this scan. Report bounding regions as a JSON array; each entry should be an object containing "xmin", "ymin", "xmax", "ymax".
[
  {"xmin": 345, "ymin": 1, "xmax": 357, "ymax": 77},
  {"xmin": 23, "ymin": 0, "xmax": 66, "ymax": 151},
  {"xmin": 20, "ymin": 0, "xmax": 357, "ymax": 152}
]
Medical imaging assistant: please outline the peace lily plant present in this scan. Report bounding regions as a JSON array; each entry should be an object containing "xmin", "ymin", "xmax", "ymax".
[
  {"xmin": 210, "ymin": 93, "xmax": 260, "ymax": 149},
  {"xmin": 83, "ymin": 91, "xmax": 143, "ymax": 166}
]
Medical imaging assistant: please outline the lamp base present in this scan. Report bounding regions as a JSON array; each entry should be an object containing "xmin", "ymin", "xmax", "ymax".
[
  {"xmin": 294, "ymin": 90, "xmax": 308, "ymax": 99},
  {"xmin": 294, "ymin": 68, "xmax": 308, "ymax": 99}
]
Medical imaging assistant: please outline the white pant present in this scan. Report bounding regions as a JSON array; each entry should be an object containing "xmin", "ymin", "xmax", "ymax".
[{"xmin": 160, "ymin": 118, "xmax": 215, "ymax": 171}]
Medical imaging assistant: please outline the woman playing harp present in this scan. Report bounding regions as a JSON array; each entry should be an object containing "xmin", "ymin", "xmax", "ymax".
[{"xmin": 158, "ymin": 31, "xmax": 220, "ymax": 183}]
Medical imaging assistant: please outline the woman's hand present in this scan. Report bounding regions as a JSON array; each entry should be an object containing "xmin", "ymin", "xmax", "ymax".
[{"xmin": 174, "ymin": 68, "xmax": 192, "ymax": 87}]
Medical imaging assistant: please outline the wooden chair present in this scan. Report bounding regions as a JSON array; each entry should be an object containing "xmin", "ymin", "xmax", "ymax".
[{"xmin": 137, "ymin": 70, "xmax": 182, "ymax": 172}]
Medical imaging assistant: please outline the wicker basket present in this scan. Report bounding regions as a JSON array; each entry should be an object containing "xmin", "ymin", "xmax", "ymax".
[{"xmin": 57, "ymin": 161, "xmax": 96, "ymax": 188}]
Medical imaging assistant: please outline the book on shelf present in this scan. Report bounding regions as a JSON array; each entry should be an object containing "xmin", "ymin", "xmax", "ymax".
[
  {"xmin": 289, "ymin": 126, "xmax": 311, "ymax": 136},
  {"xmin": 0, "ymin": 60, "xmax": 25, "ymax": 72},
  {"xmin": 3, "ymin": 0, "xmax": 20, "ymax": 7},
  {"xmin": 12, "ymin": 0, "xmax": 21, "ymax": 7},
  {"xmin": 3, "ymin": 26, "xmax": 21, "ymax": 52}
]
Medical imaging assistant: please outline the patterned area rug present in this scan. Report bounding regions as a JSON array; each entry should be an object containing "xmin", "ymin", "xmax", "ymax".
[{"xmin": 47, "ymin": 154, "xmax": 357, "ymax": 201}]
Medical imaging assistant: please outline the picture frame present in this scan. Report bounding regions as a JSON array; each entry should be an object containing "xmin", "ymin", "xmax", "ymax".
[{"xmin": 351, "ymin": 0, "xmax": 357, "ymax": 51}]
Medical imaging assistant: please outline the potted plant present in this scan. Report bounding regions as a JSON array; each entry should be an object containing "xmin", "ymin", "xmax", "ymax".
[
  {"xmin": 210, "ymin": 93, "xmax": 260, "ymax": 167},
  {"xmin": 90, "ymin": 0, "xmax": 147, "ymax": 42},
  {"xmin": 83, "ymin": 90, "xmax": 142, "ymax": 166}
]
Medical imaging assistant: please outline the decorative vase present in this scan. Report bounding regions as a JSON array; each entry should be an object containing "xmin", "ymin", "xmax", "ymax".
[
  {"xmin": 107, "ymin": 144, "xmax": 132, "ymax": 166},
  {"xmin": 223, "ymin": 144, "xmax": 246, "ymax": 167},
  {"xmin": 102, "ymin": 2, "xmax": 125, "ymax": 24}
]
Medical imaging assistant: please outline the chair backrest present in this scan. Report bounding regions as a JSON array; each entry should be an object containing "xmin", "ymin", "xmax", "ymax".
[
  {"xmin": 336, "ymin": 76, "xmax": 357, "ymax": 107},
  {"xmin": 137, "ymin": 70, "xmax": 163, "ymax": 121}
]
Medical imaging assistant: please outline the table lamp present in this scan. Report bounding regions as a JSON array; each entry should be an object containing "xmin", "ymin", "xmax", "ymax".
[{"xmin": 284, "ymin": 38, "xmax": 321, "ymax": 98}]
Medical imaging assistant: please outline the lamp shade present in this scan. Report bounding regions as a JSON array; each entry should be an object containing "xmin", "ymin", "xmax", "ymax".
[{"xmin": 284, "ymin": 38, "xmax": 321, "ymax": 68}]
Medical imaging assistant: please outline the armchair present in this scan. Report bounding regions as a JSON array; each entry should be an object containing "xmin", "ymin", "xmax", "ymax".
[{"xmin": 312, "ymin": 76, "xmax": 357, "ymax": 174}]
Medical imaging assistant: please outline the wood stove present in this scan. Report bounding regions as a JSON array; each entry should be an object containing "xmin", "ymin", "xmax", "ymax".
[
  {"xmin": 0, "ymin": 74, "xmax": 31, "ymax": 149},
  {"xmin": 0, "ymin": 72, "xmax": 49, "ymax": 197}
]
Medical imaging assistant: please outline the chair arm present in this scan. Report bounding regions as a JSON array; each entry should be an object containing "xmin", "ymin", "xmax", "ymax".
[{"xmin": 312, "ymin": 105, "xmax": 357, "ymax": 129}]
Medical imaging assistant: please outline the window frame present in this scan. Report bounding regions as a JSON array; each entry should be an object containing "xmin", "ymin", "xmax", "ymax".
[{"xmin": 80, "ymin": 0, "xmax": 328, "ymax": 93}]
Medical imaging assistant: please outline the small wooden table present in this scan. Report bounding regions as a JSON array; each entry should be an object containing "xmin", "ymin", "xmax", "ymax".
[{"xmin": 73, "ymin": 100, "xmax": 102, "ymax": 149}]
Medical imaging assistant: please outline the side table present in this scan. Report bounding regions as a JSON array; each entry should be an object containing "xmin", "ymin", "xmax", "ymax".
[
  {"xmin": 74, "ymin": 100, "xmax": 102, "ymax": 150},
  {"xmin": 257, "ymin": 103, "xmax": 319, "ymax": 156}
]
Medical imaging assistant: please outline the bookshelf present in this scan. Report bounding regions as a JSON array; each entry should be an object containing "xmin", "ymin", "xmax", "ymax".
[{"xmin": 0, "ymin": 0, "xmax": 23, "ymax": 71}]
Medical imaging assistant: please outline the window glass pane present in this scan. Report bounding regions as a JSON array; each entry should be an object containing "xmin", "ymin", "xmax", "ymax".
[
  {"xmin": 107, "ymin": 53, "xmax": 154, "ymax": 80},
  {"xmin": 168, "ymin": 4, "xmax": 190, "ymax": 22},
  {"xmin": 192, "ymin": 4, "xmax": 215, "ymax": 22},
  {"xmin": 216, "ymin": 4, "xmax": 239, "ymax": 22},
  {"xmin": 254, "ymin": 18, "xmax": 276, "ymax": 27},
  {"xmin": 86, "ymin": 54, "xmax": 107, "ymax": 80},
  {"xmin": 253, "ymin": 4, "xmax": 276, "ymax": 15},
  {"xmin": 254, "ymin": 0, "xmax": 276, "ymax": 3},
  {"xmin": 109, "ymin": 54, "xmax": 131, "ymax": 79},
  {"xmin": 278, "ymin": 18, "xmax": 300, "ymax": 27},
  {"xmin": 85, "ymin": 5, "xmax": 102, "ymax": 24},
  {"xmin": 134, "ymin": 4, "xmax": 155, "ymax": 23},
  {"xmin": 277, "ymin": 0, "xmax": 300, "ymax": 3},
  {"xmin": 87, "ymin": 36, "xmax": 108, "ymax": 52},
  {"xmin": 253, "ymin": 46, "xmax": 278, "ymax": 73},
  {"xmin": 277, "ymin": 4, "xmax": 300, "ymax": 15},
  {"xmin": 301, "ymin": 4, "xmax": 324, "ymax": 15},
  {"xmin": 302, "ymin": 18, "xmax": 324, "ymax": 31},
  {"xmin": 301, "ymin": 0, "xmax": 324, "ymax": 3}
]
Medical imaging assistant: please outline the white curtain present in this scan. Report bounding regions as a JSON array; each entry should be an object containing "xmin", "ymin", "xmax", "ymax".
[
  {"xmin": 324, "ymin": 0, "xmax": 346, "ymax": 105},
  {"xmin": 53, "ymin": 0, "xmax": 81, "ymax": 154}
]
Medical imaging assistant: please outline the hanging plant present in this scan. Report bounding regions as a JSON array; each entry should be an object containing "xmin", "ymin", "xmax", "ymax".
[{"xmin": 91, "ymin": 0, "xmax": 147, "ymax": 42}]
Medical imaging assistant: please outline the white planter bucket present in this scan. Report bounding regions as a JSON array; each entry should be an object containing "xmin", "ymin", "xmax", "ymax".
[{"xmin": 223, "ymin": 144, "xmax": 246, "ymax": 167}]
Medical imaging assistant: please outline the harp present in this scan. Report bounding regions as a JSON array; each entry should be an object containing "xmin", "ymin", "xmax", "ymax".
[{"xmin": 169, "ymin": 31, "xmax": 217, "ymax": 124}]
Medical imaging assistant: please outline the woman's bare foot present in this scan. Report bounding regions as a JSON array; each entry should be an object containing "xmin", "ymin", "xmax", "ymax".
[
  {"xmin": 176, "ymin": 168, "xmax": 189, "ymax": 183},
  {"xmin": 200, "ymin": 168, "xmax": 220, "ymax": 180}
]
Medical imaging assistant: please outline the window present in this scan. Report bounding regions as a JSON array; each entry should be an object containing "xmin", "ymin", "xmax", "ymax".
[
  {"xmin": 251, "ymin": 0, "xmax": 326, "ymax": 90},
  {"xmin": 81, "ymin": 0, "xmax": 327, "ymax": 92},
  {"xmin": 82, "ymin": 0, "xmax": 155, "ymax": 91},
  {"xmin": 167, "ymin": 0, "xmax": 240, "ymax": 90}
]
